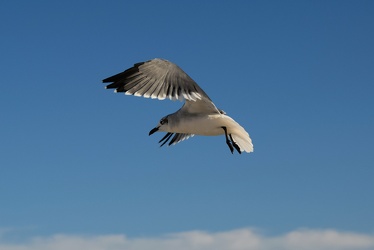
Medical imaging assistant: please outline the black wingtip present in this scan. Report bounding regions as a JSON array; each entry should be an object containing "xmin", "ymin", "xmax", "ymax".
[
  {"xmin": 159, "ymin": 132, "xmax": 173, "ymax": 147},
  {"xmin": 102, "ymin": 61, "xmax": 145, "ymax": 84}
]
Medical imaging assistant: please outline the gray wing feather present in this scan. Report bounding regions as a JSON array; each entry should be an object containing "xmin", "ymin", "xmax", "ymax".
[{"xmin": 103, "ymin": 58, "xmax": 211, "ymax": 102}]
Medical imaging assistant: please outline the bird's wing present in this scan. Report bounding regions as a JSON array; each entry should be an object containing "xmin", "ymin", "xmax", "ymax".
[
  {"xmin": 103, "ymin": 58, "xmax": 222, "ymax": 114},
  {"xmin": 179, "ymin": 98, "xmax": 223, "ymax": 115},
  {"xmin": 104, "ymin": 58, "xmax": 210, "ymax": 102},
  {"xmin": 158, "ymin": 132, "xmax": 194, "ymax": 147}
]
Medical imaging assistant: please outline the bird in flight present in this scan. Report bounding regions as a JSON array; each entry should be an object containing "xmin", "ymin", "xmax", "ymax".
[{"xmin": 102, "ymin": 58, "xmax": 253, "ymax": 154}]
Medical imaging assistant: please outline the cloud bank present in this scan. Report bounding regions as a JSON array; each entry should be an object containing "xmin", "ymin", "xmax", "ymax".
[{"xmin": 1, "ymin": 228, "xmax": 374, "ymax": 250}]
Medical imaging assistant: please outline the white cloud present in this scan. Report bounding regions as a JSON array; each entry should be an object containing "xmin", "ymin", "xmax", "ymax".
[{"xmin": 0, "ymin": 228, "xmax": 374, "ymax": 250}]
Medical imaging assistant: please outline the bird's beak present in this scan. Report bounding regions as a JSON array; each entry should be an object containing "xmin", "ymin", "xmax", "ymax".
[{"xmin": 149, "ymin": 126, "xmax": 159, "ymax": 136}]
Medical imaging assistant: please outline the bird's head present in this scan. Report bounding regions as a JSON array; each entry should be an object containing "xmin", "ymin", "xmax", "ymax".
[{"xmin": 149, "ymin": 116, "xmax": 170, "ymax": 135}]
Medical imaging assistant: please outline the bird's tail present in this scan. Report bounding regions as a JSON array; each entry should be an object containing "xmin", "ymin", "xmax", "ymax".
[
  {"xmin": 225, "ymin": 116, "xmax": 254, "ymax": 153},
  {"xmin": 232, "ymin": 132, "xmax": 253, "ymax": 153}
]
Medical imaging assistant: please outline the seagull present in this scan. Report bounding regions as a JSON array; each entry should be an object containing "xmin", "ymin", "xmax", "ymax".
[{"xmin": 102, "ymin": 58, "xmax": 253, "ymax": 154}]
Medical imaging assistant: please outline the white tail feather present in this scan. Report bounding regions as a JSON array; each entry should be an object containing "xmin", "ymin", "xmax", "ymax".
[
  {"xmin": 224, "ymin": 115, "xmax": 254, "ymax": 153},
  {"xmin": 232, "ymin": 133, "xmax": 253, "ymax": 153}
]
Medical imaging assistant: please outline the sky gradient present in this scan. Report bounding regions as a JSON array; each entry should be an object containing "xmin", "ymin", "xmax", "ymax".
[{"xmin": 1, "ymin": 0, "xmax": 373, "ymax": 249}]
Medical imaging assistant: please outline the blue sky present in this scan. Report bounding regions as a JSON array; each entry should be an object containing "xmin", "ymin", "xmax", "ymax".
[{"xmin": 1, "ymin": 0, "xmax": 374, "ymax": 249}]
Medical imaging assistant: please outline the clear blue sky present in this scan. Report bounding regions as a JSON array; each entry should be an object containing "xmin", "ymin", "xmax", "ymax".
[{"xmin": 1, "ymin": 1, "xmax": 373, "ymax": 249}]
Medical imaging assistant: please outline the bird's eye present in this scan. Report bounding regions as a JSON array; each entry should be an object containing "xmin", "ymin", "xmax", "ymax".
[{"xmin": 160, "ymin": 118, "xmax": 168, "ymax": 125}]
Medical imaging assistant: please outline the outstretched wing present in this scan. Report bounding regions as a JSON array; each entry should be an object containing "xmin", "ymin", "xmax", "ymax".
[{"xmin": 103, "ymin": 58, "xmax": 211, "ymax": 102}]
